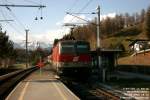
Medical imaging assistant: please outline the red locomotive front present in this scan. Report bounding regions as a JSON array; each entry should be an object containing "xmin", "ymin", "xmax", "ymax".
[{"xmin": 51, "ymin": 40, "xmax": 92, "ymax": 77}]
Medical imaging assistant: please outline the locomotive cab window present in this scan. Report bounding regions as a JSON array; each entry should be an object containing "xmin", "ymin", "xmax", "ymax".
[
  {"xmin": 77, "ymin": 45, "xmax": 88, "ymax": 48},
  {"xmin": 60, "ymin": 44, "xmax": 75, "ymax": 54},
  {"xmin": 76, "ymin": 43, "xmax": 90, "ymax": 54}
]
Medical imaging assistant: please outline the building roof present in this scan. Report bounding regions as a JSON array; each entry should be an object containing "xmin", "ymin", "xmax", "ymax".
[
  {"xmin": 128, "ymin": 39, "xmax": 150, "ymax": 46},
  {"xmin": 90, "ymin": 48, "xmax": 122, "ymax": 56}
]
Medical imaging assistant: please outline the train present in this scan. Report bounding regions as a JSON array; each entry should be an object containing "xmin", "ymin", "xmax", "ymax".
[{"xmin": 50, "ymin": 40, "xmax": 92, "ymax": 77}]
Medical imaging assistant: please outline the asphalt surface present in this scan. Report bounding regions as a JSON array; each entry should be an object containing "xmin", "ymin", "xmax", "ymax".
[{"xmin": 6, "ymin": 66, "xmax": 80, "ymax": 100}]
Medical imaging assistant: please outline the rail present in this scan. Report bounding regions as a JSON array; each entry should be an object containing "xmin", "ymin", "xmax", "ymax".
[
  {"xmin": 0, "ymin": 67, "xmax": 37, "ymax": 99},
  {"xmin": 96, "ymin": 88, "xmax": 120, "ymax": 100}
]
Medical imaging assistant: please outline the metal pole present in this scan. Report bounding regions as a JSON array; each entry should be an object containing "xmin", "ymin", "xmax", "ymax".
[
  {"xmin": 25, "ymin": 29, "xmax": 29, "ymax": 68},
  {"xmin": 0, "ymin": 24, "xmax": 2, "ymax": 32},
  {"xmin": 97, "ymin": 5, "xmax": 100, "ymax": 48},
  {"xmin": 71, "ymin": 27, "xmax": 74, "ymax": 36},
  {"xmin": 97, "ymin": 5, "xmax": 104, "ymax": 82},
  {"xmin": 39, "ymin": 56, "xmax": 42, "ymax": 76},
  {"xmin": 0, "ymin": 4, "xmax": 46, "ymax": 8},
  {"xmin": 0, "ymin": 20, "xmax": 13, "ymax": 22}
]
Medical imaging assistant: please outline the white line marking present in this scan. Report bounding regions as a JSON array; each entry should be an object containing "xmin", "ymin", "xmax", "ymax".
[
  {"xmin": 52, "ymin": 82, "xmax": 67, "ymax": 100},
  {"xmin": 6, "ymin": 82, "xmax": 22, "ymax": 100},
  {"xmin": 60, "ymin": 82, "xmax": 80, "ymax": 100},
  {"xmin": 18, "ymin": 82, "xmax": 29, "ymax": 100}
]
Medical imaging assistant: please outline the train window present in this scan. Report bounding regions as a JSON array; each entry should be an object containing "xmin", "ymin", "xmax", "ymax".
[
  {"xmin": 76, "ymin": 44, "xmax": 89, "ymax": 53},
  {"xmin": 77, "ymin": 45, "xmax": 88, "ymax": 48},
  {"xmin": 62, "ymin": 45, "xmax": 74, "ymax": 48},
  {"xmin": 61, "ymin": 44, "xmax": 75, "ymax": 54}
]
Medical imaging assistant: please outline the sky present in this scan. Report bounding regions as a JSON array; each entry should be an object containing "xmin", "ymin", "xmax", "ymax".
[{"xmin": 0, "ymin": 0, "xmax": 150, "ymax": 46}]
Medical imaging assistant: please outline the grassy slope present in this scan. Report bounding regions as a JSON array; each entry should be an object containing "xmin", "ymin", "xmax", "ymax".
[
  {"xmin": 118, "ymin": 51, "xmax": 150, "ymax": 65},
  {"xmin": 101, "ymin": 25, "xmax": 146, "ymax": 50},
  {"xmin": 101, "ymin": 25, "xmax": 150, "ymax": 65}
]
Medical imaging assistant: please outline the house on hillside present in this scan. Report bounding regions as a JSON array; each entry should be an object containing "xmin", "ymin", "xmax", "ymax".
[{"xmin": 129, "ymin": 40, "xmax": 150, "ymax": 52}]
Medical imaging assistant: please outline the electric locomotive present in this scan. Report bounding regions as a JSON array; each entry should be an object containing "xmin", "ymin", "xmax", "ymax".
[{"xmin": 51, "ymin": 40, "xmax": 92, "ymax": 77}]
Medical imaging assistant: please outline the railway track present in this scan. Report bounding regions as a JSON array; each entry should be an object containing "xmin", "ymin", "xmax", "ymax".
[
  {"xmin": 90, "ymin": 88, "xmax": 120, "ymax": 100},
  {"xmin": 61, "ymin": 77, "xmax": 130, "ymax": 100},
  {"xmin": 0, "ymin": 67, "xmax": 37, "ymax": 100}
]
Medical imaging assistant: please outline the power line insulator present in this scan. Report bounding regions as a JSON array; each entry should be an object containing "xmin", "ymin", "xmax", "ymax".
[
  {"xmin": 35, "ymin": 17, "xmax": 38, "ymax": 20},
  {"xmin": 40, "ymin": 17, "xmax": 43, "ymax": 20}
]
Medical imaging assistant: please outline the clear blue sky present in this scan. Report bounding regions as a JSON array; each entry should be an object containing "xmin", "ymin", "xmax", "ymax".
[{"xmin": 0, "ymin": 0, "xmax": 149, "ymax": 44}]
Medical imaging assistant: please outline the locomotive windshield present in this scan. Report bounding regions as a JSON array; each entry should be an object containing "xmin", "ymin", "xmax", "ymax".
[
  {"xmin": 76, "ymin": 44, "xmax": 89, "ymax": 54},
  {"xmin": 60, "ymin": 41, "xmax": 90, "ymax": 54},
  {"xmin": 60, "ymin": 44, "xmax": 75, "ymax": 54}
]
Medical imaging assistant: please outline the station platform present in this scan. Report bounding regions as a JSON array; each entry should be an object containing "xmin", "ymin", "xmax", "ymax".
[{"xmin": 6, "ymin": 66, "xmax": 80, "ymax": 100}]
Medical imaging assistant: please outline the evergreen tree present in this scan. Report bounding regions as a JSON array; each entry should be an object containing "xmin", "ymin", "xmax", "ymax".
[
  {"xmin": 135, "ymin": 12, "xmax": 140, "ymax": 24},
  {"xmin": 140, "ymin": 9, "xmax": 146, "ymax": 23},
  {"xmin": 0, "ymin": 31, "xmax": 16, "ymax": 67},
  {"xmin": 53, "ymin": 39, "xmax": 59, "ymax": 46},
  {"xmin": 144, "ymin": 6, "xmax": 150, "ymax": 38},
  {"xmin": 0, "ymin": 31, "xmax": 9, "ymax": 58}
]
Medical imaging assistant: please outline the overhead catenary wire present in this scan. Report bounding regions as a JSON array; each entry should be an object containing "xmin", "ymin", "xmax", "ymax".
[
  {"xmin": 40, "ymin": 6, "xmax": 43, "ymax": 19},
  {"xmin": 67, "ymin": 12, "xmax": 97, "ymax": 26},
  {"xmin": 78, "ymin": 0, "xmax": 93, "ymax": 13},
  {"xmin": 0, "ymin": 2, "xmax": 26, "ymax": 36},
  {"xmin": 23, "ymin": 0, "xmax": 44, "ymax": 20},
  {"xmin": 3, "ymin": 0, "xmax": 14, "ymax": 5},
  {"xmin": 1, "ymin": 0, "xmax": 23, "ymax": 33},
  {"xmin": 60, "ymin": 0, "xmax": 90, "ymax": 36},
  {"xmin": 0, "ymin": 6, "xmax": 24, "ymax": 35},
  {"xmin": 1, "ymin": 0, "xmax": 46, "ymax": 28},
  {"xmin": 6, "ymin": 7, "xmax": 26, "ymax": 30},
  {"xmin": 0, "ymin": 0, "xmax": 46, "ymax": 48},
  {"xmin": 23, "ymin": 0, "xmax": 41, "ymax": 5},
  {"xmin": 51, "ymin": 0, "xmax": 94, "ymax": 39},
  {"xmin": 40, "ymin": 0, "xmax": 44, "ymax": 19},
  {"xmin": 23, "ymin": 0, "xmax": 45, "ymax": 20},
  {"xmin": 64, "ymin": 0, "xmax": 94, "ymax": 36},
  {"xmin": 67, "ymin": 0, "xmax": 93, "ymax": 24},
  {"xmin": 67, "ymin": 0, "xmax": 79, "ymax": 12},
  {"xmin": 60, "ymin": 0, "xmax": 79, "ymax": 36}
]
